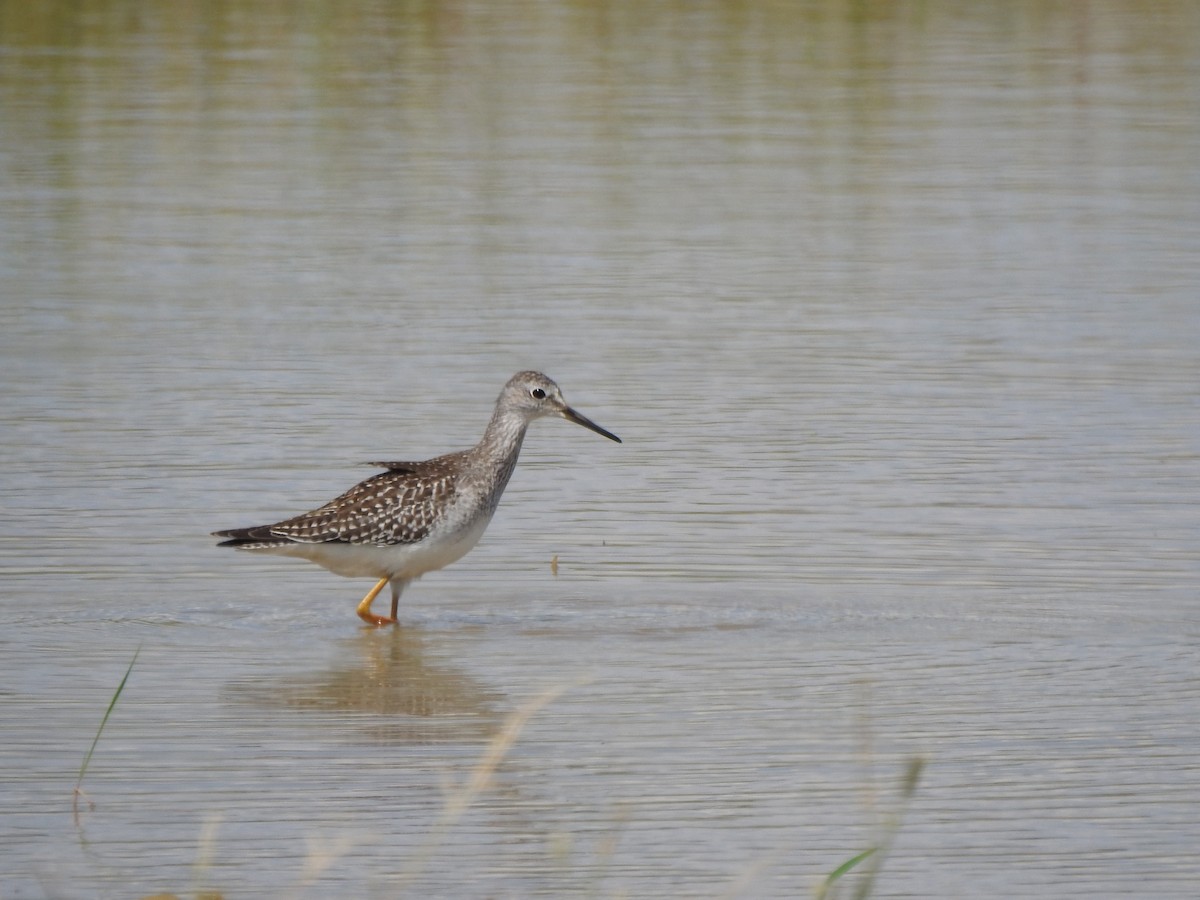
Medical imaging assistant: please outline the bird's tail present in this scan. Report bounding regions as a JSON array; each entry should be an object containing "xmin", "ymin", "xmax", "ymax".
[{"xmin": 212, "ymin": 525, "xmax": 290, "ymax": 548}]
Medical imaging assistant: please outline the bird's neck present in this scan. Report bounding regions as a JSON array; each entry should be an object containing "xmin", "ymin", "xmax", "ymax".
[{"xmin": 476, "ymin": 406, "xmax": 529, "ymax": 473}]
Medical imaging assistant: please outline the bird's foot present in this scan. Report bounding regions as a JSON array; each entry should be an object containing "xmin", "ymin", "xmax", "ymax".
[
  {"xmin": 357, "ymin": 611, "xmax": 397, "ymax": 627},
  {"xmin": 356, "ymin": 577, "xmax": 394, "ymax": 626}
]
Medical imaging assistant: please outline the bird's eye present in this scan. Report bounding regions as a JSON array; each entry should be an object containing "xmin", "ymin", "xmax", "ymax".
[{"xmin": 530, "ymin": 388, "xmax": 547, "ymax": 400}]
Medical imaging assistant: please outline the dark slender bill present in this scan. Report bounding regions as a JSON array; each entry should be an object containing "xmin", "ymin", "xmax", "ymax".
[{"xmin": 562, "ymin": 406, "xmax": 621, "ymax": 443}]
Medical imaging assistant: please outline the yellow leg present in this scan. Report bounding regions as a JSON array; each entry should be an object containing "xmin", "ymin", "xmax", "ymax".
[{"xmin": 356, "ymin": 577, "xmax": 394, "ymax": 626}]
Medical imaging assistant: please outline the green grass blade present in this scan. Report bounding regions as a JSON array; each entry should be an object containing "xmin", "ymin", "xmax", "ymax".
[
  {"xmin": 828, "ymin": 847, "xmax": 878, "ymax": 883},
  {"xmin": 815, "ymin": 847, "xmax": 877, "ymax": 900},
  {"xmin": 849, "ymin": 756, "xmax": 925, "ymax": 900},
  {"xmin": 76, "ymin": 645, "xmax": 141, "ymax": 789}
]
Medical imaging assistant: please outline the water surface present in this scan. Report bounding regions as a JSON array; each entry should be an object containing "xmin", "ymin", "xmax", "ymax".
[{"xmin": 2, "ymin": 2, "xmax": 1198, "ymax": 897}]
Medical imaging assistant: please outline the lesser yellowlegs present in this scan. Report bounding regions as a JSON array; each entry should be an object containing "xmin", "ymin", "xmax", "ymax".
[{"xmin": 213, "ymin": 371, "xmax": 620, "ymax": 625}]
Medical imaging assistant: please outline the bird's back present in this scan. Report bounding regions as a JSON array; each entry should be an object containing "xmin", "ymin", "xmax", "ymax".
[{"xmin": 214, "ymin": 454, "xmax": 469, "ymax": 549}]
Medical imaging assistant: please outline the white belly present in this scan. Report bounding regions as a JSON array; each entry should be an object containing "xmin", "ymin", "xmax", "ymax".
[{"xmin": 251, "ymin": 506, "xmax": 495, "ymax": 581}]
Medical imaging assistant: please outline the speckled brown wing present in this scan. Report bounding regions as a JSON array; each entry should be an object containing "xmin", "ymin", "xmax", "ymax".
[{"xmin": 215, "ymin": 455, "xmax": 465, "ymax": 548}]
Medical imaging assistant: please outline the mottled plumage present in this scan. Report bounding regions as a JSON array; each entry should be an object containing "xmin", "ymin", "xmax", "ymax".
[
  {"xmin": 214, "ymin": 372, "xmax": 620, "ymax": 625},
  {"xmin": 221, "ymin": 458, "xmax": 462, "ymax": 548}
]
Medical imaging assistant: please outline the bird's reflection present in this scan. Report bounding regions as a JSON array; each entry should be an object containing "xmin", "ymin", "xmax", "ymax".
[{"xmin": 226, "ymin": 626, "xmax": 503, "ymax": 745}]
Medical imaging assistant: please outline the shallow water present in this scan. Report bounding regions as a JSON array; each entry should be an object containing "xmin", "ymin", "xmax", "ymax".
[{"xmin": 2, "ymin": 2, "xmax": 1199, "ymax": 897}]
